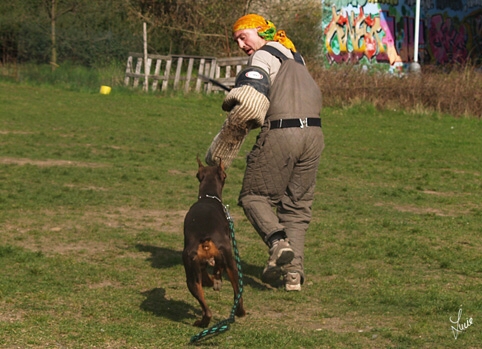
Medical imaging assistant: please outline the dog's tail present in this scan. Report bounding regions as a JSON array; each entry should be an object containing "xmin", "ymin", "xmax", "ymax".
[{"xmin": 195, "ymin": 239, "xmax": 219, "ymax": 266}]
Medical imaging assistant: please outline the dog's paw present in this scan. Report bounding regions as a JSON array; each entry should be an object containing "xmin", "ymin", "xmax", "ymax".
[
  {"xmin": 236, "ymin": 306, "xmax": 246, "ymax": 318},
  {"xmin": 194, "ymin": 316, "xmax": 211, "ymax": 328},
  {"xmin": 213, "ymin": 279, "xmax": 222, "ymax": 291}
]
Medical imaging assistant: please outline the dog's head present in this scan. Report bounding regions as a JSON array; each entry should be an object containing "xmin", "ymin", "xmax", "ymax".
[{"xmin": 196, "ymin": 156, "xmax": 226, "ymax": 196}]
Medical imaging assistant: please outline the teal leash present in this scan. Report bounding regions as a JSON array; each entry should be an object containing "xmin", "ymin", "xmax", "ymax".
[{"xmin": 189, "ymin": 204, "xmax": 244, "ymax": 343}]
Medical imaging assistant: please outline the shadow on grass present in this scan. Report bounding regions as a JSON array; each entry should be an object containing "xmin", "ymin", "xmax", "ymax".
[
  {"xmin": 135, "ymin": 243, "xmax": 269, "ymax": 290},
  {"xmin": 136, "ymin": 244, "xmax": 182, "ymax": 269},
  {"xmin": 140, "ymin": 287, "xmax": 197, "ymax": 323}
]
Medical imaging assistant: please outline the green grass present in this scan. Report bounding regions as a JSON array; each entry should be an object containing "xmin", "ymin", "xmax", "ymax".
[
  {"xmin": 1, "ymin": 62, "xmax": 127, "ymax": 92},
  {"xmin": 0, "ymin": 81, "xmax": 481, "ymax": 348}
]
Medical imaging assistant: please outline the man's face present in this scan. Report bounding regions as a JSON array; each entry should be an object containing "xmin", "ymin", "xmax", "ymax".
[{"xmin": 233, "ymin": 28, "xmax": 266, "ymax": 56}]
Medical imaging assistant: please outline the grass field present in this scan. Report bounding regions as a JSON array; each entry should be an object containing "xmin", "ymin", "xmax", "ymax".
[{"xmin": 1, "ymin": 81, "xmax": 481, "ymax": 348}]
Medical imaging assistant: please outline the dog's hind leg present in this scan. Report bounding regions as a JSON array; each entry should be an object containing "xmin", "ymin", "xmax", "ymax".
[
  {"xmin": 188, "ymin": 281, "xmax": 212, "ymax": 327},
  {"xmin": 183, "ymin": 252, "xmax": 212, "ymax": 327},
  {"xmin": 185, "ymin": 272, "xmax": 212, "ymax": 327}
]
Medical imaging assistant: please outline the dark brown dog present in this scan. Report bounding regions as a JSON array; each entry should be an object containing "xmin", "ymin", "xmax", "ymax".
[{"xmin": 182, "ymin": 158, "xmax": 246, "ymax": 327}]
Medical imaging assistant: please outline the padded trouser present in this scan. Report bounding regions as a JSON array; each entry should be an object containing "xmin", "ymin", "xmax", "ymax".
[{"xmin": 238, "ymin": 124, "xmax": 324, "ymax": 281}]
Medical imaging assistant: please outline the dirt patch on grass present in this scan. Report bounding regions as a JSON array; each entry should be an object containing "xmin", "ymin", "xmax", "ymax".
[
  {"xmin": 3, "ymin": 205, "xmax": 245, "ymax": 259},
  {"xmin": 2, "ymin": 207, "xmax": 188, "ymax": 258},
  {"xmin": 422, "ymin": 190, "xmax": 450, "ymax": 196},
  {"xmin": 0, "ymin": 157, "xmax": 109, "ymax": 168},
  {"xmin": 374, "ymin": 202, "xmax": 470, "ymax": 217},
  {"xmin": 0, "ymin": 302, "xmax": 25, "ymax": 323},
  {"xmin": 393, "ymin": 205, "xmax": 449, "ymax": 216},
  {"xmin": 0, "ymin": 130, "xmax": 34, "ymax": 135},
  {"xmin": 91, "ymin": 207, "xmax": 187, "ymax": 232}
]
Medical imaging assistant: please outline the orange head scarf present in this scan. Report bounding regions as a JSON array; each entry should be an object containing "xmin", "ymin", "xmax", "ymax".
[{"xmin": 233, "ymin": 14, "xmax": 296, "ymax": 52}]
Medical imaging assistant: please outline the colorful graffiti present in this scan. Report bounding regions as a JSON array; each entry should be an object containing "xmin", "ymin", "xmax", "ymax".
[
  {"xmin": 324, "ymin": 4, "xmax": 409, "ymax": 65},
  {"xmin": 323, "ymin": 0, "xmax": 482, "ymax": 67},
  {"xmin": 429, "ymin": 14, "xmax": 468, "ymax": 64}
]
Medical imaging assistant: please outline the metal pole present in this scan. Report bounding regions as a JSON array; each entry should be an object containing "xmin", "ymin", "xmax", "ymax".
[
  {"xmin": 414, "ymin": 0, "xmax": 420, "ymax": 63},
  {"xmin": 320, "ymin": 0, "xmax": 325, "ymax": 65},
  {"xmin": 410, "ymin": 0, "xmax": 422, "ymax": 73}
]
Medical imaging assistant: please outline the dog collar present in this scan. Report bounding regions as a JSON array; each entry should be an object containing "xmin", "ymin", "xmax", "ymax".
[
  {"xmin": 200, "ymin": 194, "xmax": 222, "ymax": 203},
  {"xmin": 199, "ymin": 195, "xmax": 232, "ymax": 222}
]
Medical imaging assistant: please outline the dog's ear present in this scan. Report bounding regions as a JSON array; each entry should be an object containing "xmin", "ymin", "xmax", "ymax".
[
  {"xmin": 217, "ymin": 158, "xmax": 227, "ymax": 181},
  {"xmin": 196, "ymin": 155, "xmax": 204, "ymax": 169},
  {"xmin": 196, "ymin": 155, "xmax": 205, "ymax": 182}
]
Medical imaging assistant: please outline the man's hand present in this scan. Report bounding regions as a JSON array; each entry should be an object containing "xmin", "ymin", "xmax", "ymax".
[
  {"xmin": 205, "ymin": 85, "xmax": 270, "ymax": 168},
  {"xmin": 222, "ymin": 84, "xmax": 269, "ymax": 128}
]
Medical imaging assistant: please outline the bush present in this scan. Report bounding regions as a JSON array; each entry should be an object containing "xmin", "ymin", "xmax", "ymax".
[{"xmin": 308, "ymin": 61, "xmax": 482, "ymax": 118}]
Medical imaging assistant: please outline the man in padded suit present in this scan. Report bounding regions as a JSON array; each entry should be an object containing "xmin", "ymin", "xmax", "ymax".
[{"xmin": 206, "ymin": 14, "xmax": 324, "ymax": 291}]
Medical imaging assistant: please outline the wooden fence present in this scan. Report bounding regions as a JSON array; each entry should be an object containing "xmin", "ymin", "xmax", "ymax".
[{"xmin": 124, "ymin": 52, "xmax": 248, "ymax": 93}]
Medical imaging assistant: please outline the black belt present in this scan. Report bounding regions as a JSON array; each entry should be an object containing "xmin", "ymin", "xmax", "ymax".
[{"xmin": 269, "ymin": 118, "xmax": 321, "ymax": 129}]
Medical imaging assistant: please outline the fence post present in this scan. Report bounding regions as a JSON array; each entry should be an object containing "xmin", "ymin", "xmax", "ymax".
[
  {"xmin": 124, "ymin": 55, "xmax": 133, "ymax": 86},
  {"xmin": 143, "ymin": 22, "xmax": 148, "ymax": 92},
  {"xmin": 173, "ymin": 57, "xmax": 183, "ymax": 90},
  {"xmin": 133, "ymin": 57, "xmax": 143, "ymax": 88},
  {"xmin": 152, "ymin": 59, "xmax": 162, "ymax": 91},
  {"xmin": 162, "ymin": 58, "xmax": 172, "ymax": 91},
  {"xmin": 185, "ymin": 58, "xmax": 195, "ymax": 93},
  {"xmin": 195, "ymin": 58, "xmax": 206, "ymax": 93}
]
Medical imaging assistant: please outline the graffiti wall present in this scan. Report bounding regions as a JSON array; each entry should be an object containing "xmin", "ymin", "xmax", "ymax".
[{"xmin": 322, "ymin": 0, "xmax": 482, "ymax": 69}]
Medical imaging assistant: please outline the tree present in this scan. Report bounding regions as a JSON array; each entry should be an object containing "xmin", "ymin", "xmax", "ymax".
[
  {"xmin": 123, "ymin": 0, "xmax": 247, "ymax": 56},
  {"xmin": 48, "ymin": 0, "xmax": 80, "ymax": 70}
]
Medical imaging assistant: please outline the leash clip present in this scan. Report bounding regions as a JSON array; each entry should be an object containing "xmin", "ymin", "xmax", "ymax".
[
  {"xmin": 300, "ymin": 118, "xmax": 308, "ymax": 128},
  {"xmin": 223, "ymin": 204, "xmax": 233, "ymax": 222}
]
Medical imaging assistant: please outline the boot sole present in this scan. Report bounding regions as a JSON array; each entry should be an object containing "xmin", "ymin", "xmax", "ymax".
[
  {"xmin": 261, "ymin": 250, "xmax": 295, "ymax": 284},
  {"xmin": 285, "ymin": 283, "xmax": 301, "ymax": 291},
  {"xmin": 261, "ymin": 266, "xmax": 282, "ymax": 284},
  {"xmin": 275, "ymin": 249, "xmax": 294, "ymax": 266}
]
